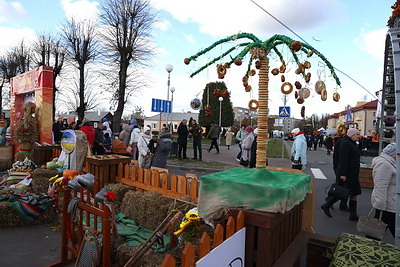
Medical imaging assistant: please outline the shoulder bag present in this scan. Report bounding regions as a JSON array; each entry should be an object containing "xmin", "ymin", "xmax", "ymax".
[
  {"xmin": 326, "ymin": 183, "xmax": 350, "ymax": 202},
  {"xmin": 357, "ymin": 208, "xmax": 388, "ymax": 240}
]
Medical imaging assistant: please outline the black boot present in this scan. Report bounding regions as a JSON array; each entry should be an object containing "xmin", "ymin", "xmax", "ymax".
[
  {"xmin": 339, "ymin": 201, "xmax": 350, "ymax": 212},
  {"xmin": 349, "ymin": 200, "xmax": 359, "ymax": 221},
  {"xmin": 321, "ymin": 198, "xmax": 338, "ymax": 217}
]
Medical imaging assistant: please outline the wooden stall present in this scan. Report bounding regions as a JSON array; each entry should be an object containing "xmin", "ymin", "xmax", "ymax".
[
  {"xmin": 32, "ymin": 144, "xmax": 61, "ymax": 166},
  {"xmin": 86, "ymin": 155, "xmax": 131, "ymax": 189},
  {"xmin": 359, "ymin": 167, "xmax": 373, "ymax": 188}
]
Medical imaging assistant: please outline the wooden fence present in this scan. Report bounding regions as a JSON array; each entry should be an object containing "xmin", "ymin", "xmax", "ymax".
[
  {"xmin": 48, "ymin": 186, "xmax": 112, "ymax": 267},
  {"xmin": 116, "ymin": 162, "xmax": 199, "ymax": 201},
  {"xmin": 161, "ymin": 210, "xmax": 245, "ymax": 267}
]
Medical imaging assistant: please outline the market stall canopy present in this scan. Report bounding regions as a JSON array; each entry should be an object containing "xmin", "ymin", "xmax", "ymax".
[{"xmin": 198, "ymin": 168, "xmax": 311, "ymax": 220}]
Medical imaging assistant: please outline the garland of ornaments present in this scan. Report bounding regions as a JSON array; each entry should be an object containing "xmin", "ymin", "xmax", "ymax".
[{"xmin": 184, "ymin": 33, "xmax": 341, "ymax": 118}]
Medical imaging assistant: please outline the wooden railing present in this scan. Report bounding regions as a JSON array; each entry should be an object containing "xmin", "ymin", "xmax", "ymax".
[
  {"xmin": 48, "ymin": 185, "xmax": 112, "ymax": 267},
  {"xmin": 161, "ymin": 210, "xmax": 245, "ymax": 267},
  {"xmin": 115, "ymin": 162, "xmax": 199, "ymax": 201}
]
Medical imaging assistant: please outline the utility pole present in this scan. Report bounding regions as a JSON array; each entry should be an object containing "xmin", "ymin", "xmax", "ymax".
[{"xmin": 282, "ymin": 95, "xmax": 287, "ymax": 158}]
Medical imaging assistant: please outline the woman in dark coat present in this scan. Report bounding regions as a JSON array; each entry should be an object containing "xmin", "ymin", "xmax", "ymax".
[
  {"xmin": 321, "ymin": 128, "xmax": 361, "ymax": 221},
  {"xmin": 325, "ymin": 134, "xmax": 333, "ymax": 155},
  {"xmin": 152, "ymin": 131, "xmax": 173, "ymax": 168},
  {"xmin": 177, "ymin": 119, "xmax": 189, "ymax": 159}
]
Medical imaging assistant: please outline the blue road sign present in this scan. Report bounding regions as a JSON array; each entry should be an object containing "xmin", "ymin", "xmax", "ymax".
[
  {"xmin": 151, "ymin": 98, "xmax": 172, "ymax": 113},
  {"xmin": 278, "ymin": 106, "xmax": 290, "ymax": 118}
]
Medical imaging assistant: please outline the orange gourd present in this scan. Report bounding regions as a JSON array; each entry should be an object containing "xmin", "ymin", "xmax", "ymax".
[{"xmin": 63, "ymin": 169, "xmax": 79, "ymax": 179}]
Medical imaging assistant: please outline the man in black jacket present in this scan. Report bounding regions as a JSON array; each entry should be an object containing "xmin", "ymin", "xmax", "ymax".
[
  {"xmin": 189, "ymin": 120, "xmax": 203, "ymax": 160},
  {"xmin": 177, "ymin": 119, "xmax": 189, "ymax": 159}
]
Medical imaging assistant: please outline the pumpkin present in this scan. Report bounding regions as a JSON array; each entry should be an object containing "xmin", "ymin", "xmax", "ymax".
[{"xmin": 63, "ymin": 169, "xmax": 79, "ymax": 179}]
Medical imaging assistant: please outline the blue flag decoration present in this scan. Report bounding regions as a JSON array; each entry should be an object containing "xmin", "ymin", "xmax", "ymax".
[{"xmin": 346, "ymin": 105, "xmax": 352, "ymax": 124}]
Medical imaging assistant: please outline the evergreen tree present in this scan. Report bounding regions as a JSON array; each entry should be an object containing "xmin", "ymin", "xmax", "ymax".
[{"xmin": 198, "ymin": 81, "xmax": 234, "ymax": 127}]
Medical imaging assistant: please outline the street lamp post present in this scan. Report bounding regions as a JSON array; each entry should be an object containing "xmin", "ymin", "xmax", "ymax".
[
  {"xmin": 165, "ymin": 64, "xmax": 173, "ymax": 131},
  {"xmin": 219, "ymin": 97, "xmax": 223, "ymax": 143},
  {"xmin": 170, "ymin": 87, "xmax": 175, "ymax": 133}
]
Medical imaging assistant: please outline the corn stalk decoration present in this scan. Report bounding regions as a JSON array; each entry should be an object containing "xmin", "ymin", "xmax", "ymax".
[{"xmin": 184, "ymin": 33, "xmax": 341, "ymax": 168}]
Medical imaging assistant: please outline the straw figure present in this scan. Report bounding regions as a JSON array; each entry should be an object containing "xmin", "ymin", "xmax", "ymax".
[{"xmin": 14, "ymin": 102, "xmax": 40, "ymax": 161}]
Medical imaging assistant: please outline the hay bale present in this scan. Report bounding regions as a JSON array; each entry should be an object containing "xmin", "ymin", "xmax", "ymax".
[
  {"xmin": 104, "ymin": 183, "xmax": 132, "ymax": 212},
  {"xmin": 31, "ymin": 178, "xmax": 50, "ymax": 194},
  {"xmin": 114, "ymin": 243, "xmax": 164, "ymax": 267},
  {"xmin": 0, "ymin": 201, "xmax": 59, "ymax": 228},
  {"xmin": 31, "ymin": 168, "xmax": 60, "ymax": 180},
  {"xmin": 120, "ymin": 191, "xmax": 182, "ymax": 230}
]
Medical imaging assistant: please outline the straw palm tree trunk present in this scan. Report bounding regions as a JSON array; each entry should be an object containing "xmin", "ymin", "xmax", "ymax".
[{"xmin": 256, "ymin": 57, "xmax": 269, "ymax": 168}]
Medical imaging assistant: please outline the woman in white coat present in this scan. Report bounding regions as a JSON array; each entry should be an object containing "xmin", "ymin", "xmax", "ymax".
[
  {"xmin": 291, "ymin": 128, "xmax": 307, "ymax": 170},
  {"xmin": 138, "ymin": 126, "xmax": 152, "ymax": 168},
  {"xmin": 371, "ymin": 143, "xmax": 396, "ymax": 238},
  {"xmin": 240, "ymin": 126, "xmax": 254, "ymax": 166},
  {"xmin": 225, "ymin": 128, "xmax": 234, "ymax": 150}
]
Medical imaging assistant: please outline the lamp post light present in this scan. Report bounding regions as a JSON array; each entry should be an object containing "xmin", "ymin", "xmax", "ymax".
[
  {"xmin": 218, "ymin": 97, "xmax": 223, "ymax": 126},
  {"xmin": 170, "ymin": 87, "xmax": 175, "ymax": 133},
  {"xmin": 165, "ymin": 64, "xmax": 173, "ymax": 131}
]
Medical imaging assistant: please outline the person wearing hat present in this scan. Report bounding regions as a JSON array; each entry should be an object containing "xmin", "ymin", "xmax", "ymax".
[
  {"xmin": 290, "ymin": 128, "xmax": 307, "ymax": 170},
  {"xmin": 102, "ymin": 117, "xmax": 113, "ymax": 138},
  {"xmin": 321, "ymin": 128, "xmax": 361, "ymax": 220},
  {"xmin": 240, "ymin": 126, "xmax": 254, "ymax": 167},
  {"xmin": 370, "ymin": 143, "xmax": 397, "ymax": 238},
  {"xmin": 249, "ymin": 127, "xmax": 259, "ymax": 168},
  {"xmin": 138, "ymin": 126, "xmax": 152, "ymax": 168}
]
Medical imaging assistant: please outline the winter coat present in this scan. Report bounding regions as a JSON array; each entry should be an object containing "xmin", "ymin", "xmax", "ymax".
[
  {"xmin": 138, "ymin": 132, "xmax": 151, "ymax": 167},
  {"xmin": 177, "ymin": 123, "xmax": 189, "ymax": 145},
  {"xmin": 337, "ymin": 135, "xmax": 361, "ymax": 196},
  {"xmin": 207, "ymin": 124, "xmax": 220, "ymax": 139},
  {"xmin": 103, "ymin": 121, "xmax": 112, "ymax": 137},
  {"xmin": 249, "ymin": 136, "xmax": 257, "ymax": 168},
  {"xmin": 241, "ymin": 132, "xmax": 254, "ymax": 161},
  {"xmin": 152, "ymin": 132, "xmax": 173, "ymax": 168},
  {"xmin": 93, "ymin": 128, "xmax": 104, "ymax": 147},
  {"xmin": 325, "ymin": 136, "xmax": 333, "ymax": 149},
  {"xmin": 371, "ymin": 153, "xmax": 396, "ymax": 212},
  {"xmin": 80, "ymin": 123, "xmax": 95, "ymax": 148},
  {"xmin": 332, "ymin": 136, "xmax": 342, "ymax": 170},
  {"xmin": 189, "ymin": 123, "xmax": 203, "ymax": 139},
  {"xmin": 291, "ymin": 133, "xmax": 307, "ymax": 166},
  {"xmin": 118, "ymin": 125, "xmax": 131, "ymax": 147},
  {"xmin": 235, "ymin": 129, "xmax": 246, "ymax": 144},
  {"xmin": 225, "ymin": 129, "xmax": 233, "ymax": 146},
  {"xmin": 129, "ymin": 128, "xmax": 141, "ymax": 145}
]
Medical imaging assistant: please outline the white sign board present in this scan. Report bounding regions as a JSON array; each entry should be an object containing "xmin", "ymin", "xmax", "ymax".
[{"xmin": 196, "ymin": 227, "xmax": 246, "ymax": 267}]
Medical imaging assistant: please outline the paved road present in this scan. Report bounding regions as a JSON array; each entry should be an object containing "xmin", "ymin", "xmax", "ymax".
[{"xmin": 0, "ymin": 140, "xmax": 394, "ymax": 267}]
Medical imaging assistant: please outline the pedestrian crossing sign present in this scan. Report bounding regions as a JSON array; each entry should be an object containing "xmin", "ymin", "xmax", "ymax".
[{"xmin": 278, "ymin": 106, "xmax": 290, "ymax": 117}]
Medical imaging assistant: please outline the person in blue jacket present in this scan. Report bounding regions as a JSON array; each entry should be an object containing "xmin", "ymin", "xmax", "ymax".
[{"xmin": 291, "ymin": 128, "xmax": 307, "ymax": 170}]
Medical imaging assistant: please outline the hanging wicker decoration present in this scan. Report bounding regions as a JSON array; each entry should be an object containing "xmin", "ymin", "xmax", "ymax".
[
  {"xmin": 301, "ymin": 106, "xmax": 305, "ymax": 117},
  {"xmin": 234, "ymin": 59, "xmax": 242, "ymax": 65},
  {"xmin": 321, "ymin": 89, "xmax": 328, "ymax": 101},
  {"xmin": 315, "ymin": 80, "xmax": 326, "ymax": 94},
  {"xmin": 205, "ymin": 105, "xmax": 212, "ymax": 117},
  {"xmin": 295, "ymin": 81, "xmax": 302, "ymax": 89},
  {"xmin": 297, "ymin": 98, "xmax": 305, "ymax": 104},
  {"xmin": 333, "ymin": 92, "xmax": 340, "ymax": 102},
  {"xmin": 248, "ymin": 99, "xmax": 259, "ymax": 111},
  {"xmin": 281, "ymin": 82, "xmax": 293, "ymax": 95},
  {"xmin": 299, "ymin": 88, "xmax": 310, "ymax": 99},
  {"xmin": 248, "ymin": 69, "xmax": 256, "ymax": 76},
  {"xmin": 279, "ymin": 64, "xmax": 286, "ymax": 73},
  {"xmin": 290, "ymin": 41, "xmax": 302, "ymax": 52},
  {"xmin": 184, "ymin": 58, "xmax": 191, "ymax": 65},
  {"xmin": 245, "ymin": 85, "xmax": 252, "ymax": 92},
  {"xmin": 217, "ymin": 64, "xmax": 227, "ymax": 79},
  {"xmin": 303, "ymin": 61, "xmax": 311, "ymax": 69},
  {"xmin": 271, "ymin": 68, "xmax": 279, "ymax": 75},
  {"xmin": 281, "ymin": 75, "xmax": 285, "ymax": 82},
  {"xmin": 255, "ymin": 60, "xmax": 261, "ymax": 69}
]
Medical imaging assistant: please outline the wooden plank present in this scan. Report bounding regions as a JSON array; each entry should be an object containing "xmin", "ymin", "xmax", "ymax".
[
  {"xmin": 226, "ymin": 216, "xmax": 235, "ymax": 239},
  {"xmin": 153, "ymin": 171, "xmax": 160, "ymax": 187},
  {"xmin": 302, "ymin": 181, "xmax": 315, "ymax": 233},
  {"xmin": 124, "ymin": 163, "xmax": 130, "ymax": 179},
  {"xmin": 144, "ymin": 169, "xmax": 152, "ymax": 185},
  {"xmin": 161, "ymin": 254, "xmax": 176, "ymax": 267},
  {"xmin": 244, "ymin": 225, "xmax": 255, "ymax": 267},
  {"xmin": 178, "ymin": 176, "xmax": 187, "ymax": 195},
  {"xmin": 214, "ymin": 224, "xmax": 224, "ymax": 248},
  {"xmin": 161, "ymin": 173, "xmax": 168, "ymax": 190},
  {"xmin": 138, "ymin": 168, "xmax": 144, "ymax": 183},
  {"xmin": 181, "ymin": 242, "xmax": 195, "ymax": 267},
  {"xmin": 236, "ymin": 210, "xmax": 245, "ymax": 231},
  {"xmin": 189, "ymin": 179, "xmax": 198, "ymax": 200},
  {"xmin": 257, "ymin": 227, "xmax": 272, "ymax": 266},
  {"xmin": 198, "ymin": 232, "xmax": 211, "ymax": 260},
  {"xmin": 171, "ymin": 175, "xmax": 178, "ymax": 192}
]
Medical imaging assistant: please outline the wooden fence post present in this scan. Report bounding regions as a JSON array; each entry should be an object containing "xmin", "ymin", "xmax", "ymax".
[{"xmin": 182, "ymin": 242, "xmax": 195, "ymax": 267}]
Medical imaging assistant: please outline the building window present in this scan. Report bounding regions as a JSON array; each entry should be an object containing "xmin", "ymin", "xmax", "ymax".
[
  {"xmin": 373, "ymin": 112, "xmax": 376, "ymax": 116},
  {"xmin": 151, "ymin": 123, "xmax": 157, "ymax": 129},
  {"xmin": 372, "ymin": 120, "xmax": 376, "ymax": 127}
]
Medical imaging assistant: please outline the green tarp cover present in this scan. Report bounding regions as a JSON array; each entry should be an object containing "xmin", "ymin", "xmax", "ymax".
[
  {"xmin": 84, "ymin": 212, "xmax": 171, "ymax": 252},
  {"xmin": 198, "ymin": 167, "xmax": 311, "ymax": 219}
]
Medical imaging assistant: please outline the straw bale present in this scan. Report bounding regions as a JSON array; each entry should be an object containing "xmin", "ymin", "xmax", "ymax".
[
  {"xmin": 0, "ymin": 201, "xmax": 59, "ymax": 228},
  {"xmin": 114, "ymin": 243, "xmax": 164, "ymax": 267},
  {"xmin": 104, "ymin": 183, "xmax": 132, "ymax": 212},
  {"xmin": 31, "ymin": 178, "xmax": 50, "ymax": 194},
  {"xmin": 0, "ymin": 159, "xmax": 12, "ymax": 171},
  {"xmin": 120, "ymin": 191, "xmax": 187, "ymax": 231},
  {"xmin": 31, "ymin": 168, "xmax": 60, "ymax": 180}
]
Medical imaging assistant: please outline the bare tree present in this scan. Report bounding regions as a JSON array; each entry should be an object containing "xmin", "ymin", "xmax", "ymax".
[
  {"xmin": 31, "ymin": 33, "xmax": 66, "ymax": 120},
  {"xmin": 0, "ymin": 41, "xmax": 31, "ymax": 112},
  {"xmin": 60, "ymin": 70, "xmax": 104, "ymax": 113},
  {"xmin": 99, "ymin": 0, "xmax": 156, "ymax": 134},
  {"xmin": 61, "ymin": 18, "xmax": 99, "ymax": 121}
]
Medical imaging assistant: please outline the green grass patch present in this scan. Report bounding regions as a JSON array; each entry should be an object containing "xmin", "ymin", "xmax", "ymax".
[{"xmin": 267, "ymin": 139, "xmax": 290, "ymax": 159}]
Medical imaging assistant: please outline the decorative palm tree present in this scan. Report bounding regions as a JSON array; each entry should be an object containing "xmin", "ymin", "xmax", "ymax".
[{"xmin": 184, "ymin": 33, "xmax": 341, "ymax": 168}]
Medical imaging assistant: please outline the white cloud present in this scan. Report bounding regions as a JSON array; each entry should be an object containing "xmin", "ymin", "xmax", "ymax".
[
  {"xmin": 154, "ymin": 19, "xmax": 171, "ymax": 31},
  {"xmin": 61, "ymin": 0, "xmax": 99, "ymax": 22},
  {"xmin": 0, "ymin": 26, "xmax": 36, "ymax": 52},
  {"xmin": 185, "ymin": 34, "xmax": 195, "ymax": 44},
  {"xmin": 0, "ymin": 0, "xmax": 28, "ymax": 24},
  {"xmin": 152, "ymin": 0, "xmax": 346, "ymax": 37},
  {"xmin": 355, "ymin": 28, "xmax": 387, "ymax": 60}
]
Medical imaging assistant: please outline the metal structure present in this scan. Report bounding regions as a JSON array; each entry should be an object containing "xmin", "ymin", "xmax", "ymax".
[{"xmin": 387, "ymin": 17, "xmax": 400, "ymax": 246}]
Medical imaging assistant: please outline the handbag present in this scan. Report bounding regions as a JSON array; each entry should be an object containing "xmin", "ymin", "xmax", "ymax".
[
  {"xmin": 326, "ymin": 183, "xmax": 350, "ymax": 202},
  {"xmin": 141, "ymin": 156, "xmax": 151, "ymax": 169},
  {"xmin": 240, "ymin": 150, "xmax": 249, "ymax": 167},
  {"xmin": 357, "ymin": 208, "xmax": 388, "ymax": 240}
]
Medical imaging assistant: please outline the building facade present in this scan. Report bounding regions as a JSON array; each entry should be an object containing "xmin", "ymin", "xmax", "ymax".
[{"xmin": 144, "ymin": 112, "xmax": 199, "ymax": 133}]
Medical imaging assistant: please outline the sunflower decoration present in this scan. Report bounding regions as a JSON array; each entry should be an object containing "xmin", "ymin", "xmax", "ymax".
[{"xmin": 174, "ymin": 212, "xmax": 202, "ymax": 235}]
